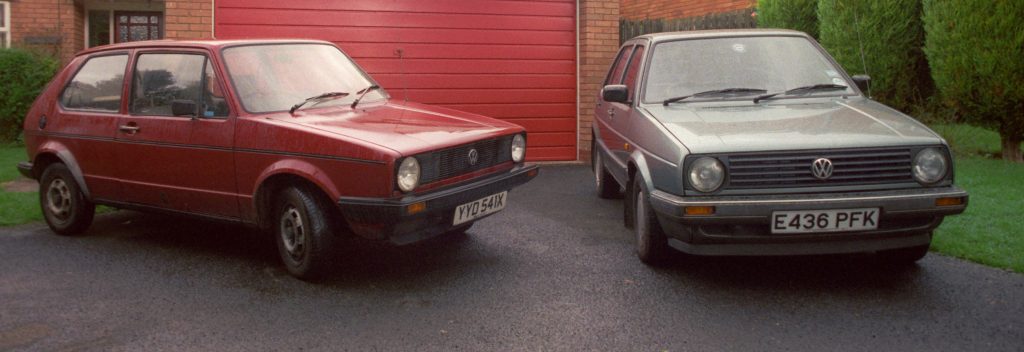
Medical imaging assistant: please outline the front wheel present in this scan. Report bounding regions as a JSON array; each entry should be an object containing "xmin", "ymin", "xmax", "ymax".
[
  {"xmin": 273, "ymin": 185, "xmax": 337, "ymax": 280},
  {"xmin": 633, "ymin": 176, "xmax": 670, "ymax": 264},
  {"xmin": 40, "ymin": 163, "xmax": 95, "ymax": 235}
]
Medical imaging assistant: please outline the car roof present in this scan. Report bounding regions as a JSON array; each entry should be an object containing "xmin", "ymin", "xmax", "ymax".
[
  {"xmin": 628, "ymin": 28, "xmax": 810, "ymax": 44},
  {"xmin": 76, "ymin": 39, "xmax": 334, "ymax": 57}
]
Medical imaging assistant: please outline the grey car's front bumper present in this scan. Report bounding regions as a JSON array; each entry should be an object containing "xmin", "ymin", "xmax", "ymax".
[{"xmin": 647, "ymin": 187, "xmax": 968, "ymax": 256}]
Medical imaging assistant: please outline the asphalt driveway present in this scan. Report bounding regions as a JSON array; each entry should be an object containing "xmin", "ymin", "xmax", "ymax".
[{"xmin": 1, "ymin": 165, "xmax": 1021, "ymax": 351}]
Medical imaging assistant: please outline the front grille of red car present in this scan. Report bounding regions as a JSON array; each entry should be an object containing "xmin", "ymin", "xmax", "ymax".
[
  {"xmin": 417, "ymin": 136, "xmax": 513, "ymax": 184},
  {"xmin": 721, "ymin": 147, "xmax": 915, "ymax": 190}
]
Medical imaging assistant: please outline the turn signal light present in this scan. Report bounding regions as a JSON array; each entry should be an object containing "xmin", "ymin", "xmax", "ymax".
[
  {"xmin": 406, "ymin": 202, "xmax": 427, "ymax": 215},
  {"xmin": 935, "ymin": 197, "xmax": 964, "ymax": 207},
  {"xmin": 684, "ymin": 206, "xmax": 715, "ymax": 216}
]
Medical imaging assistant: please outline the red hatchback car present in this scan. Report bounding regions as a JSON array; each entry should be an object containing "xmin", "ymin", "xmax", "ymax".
[{"xmin": 17, "ymin": 39, "xmax": 538, "ymax": 279}]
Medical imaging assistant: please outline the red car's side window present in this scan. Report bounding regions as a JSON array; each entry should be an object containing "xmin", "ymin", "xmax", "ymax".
[
  {"xmin": 130, "ymin": 53, "xmax": 205, "ymax": 117},
  {"xmin": 60, "ymin": 54, "xmax": 129, "ymax": 112}
]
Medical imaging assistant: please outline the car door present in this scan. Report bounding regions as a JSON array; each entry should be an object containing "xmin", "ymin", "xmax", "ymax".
[
  {"xmin": 595, "ymin": 45, "xmax": 633, "ymax": 178},
  {"xmin": 51, "ymin": 53, "xmax": 131, "ymax": 201},
  {"xmin": 115, "ymin": 50, "xmax": 238, "ymax": 218},
  {"xmin": 597, "ymin": 43, "xmax": 645, "ymax": 180}
]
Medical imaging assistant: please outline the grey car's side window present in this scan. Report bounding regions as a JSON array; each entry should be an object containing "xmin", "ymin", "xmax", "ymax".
[
  {"xmin": 60, "ymin": 54, "xmax": 129, "ymax": 112},
  {"xmin": 604, "ymin": 45, "xmax": 633, "ymax": 85},
  {"xmin": 622, "ymin": 45, "xmax": 646, "ymax": 102}
]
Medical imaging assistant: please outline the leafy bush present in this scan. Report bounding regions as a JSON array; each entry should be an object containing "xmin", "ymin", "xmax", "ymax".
[
  {"xmin": 817, "ymin": 0, "xmax": 932, "ymax": 112},
  {"xmin": 923, "ymin": 0, "xmax": 1024, "ymax": 162},
  {"xmin": 757, "ymin": 0, "xmax": 819, "ymax": 38},
  {"xmin": 0, "ymin": 49, "xmax": 59, "ymax": 142}
]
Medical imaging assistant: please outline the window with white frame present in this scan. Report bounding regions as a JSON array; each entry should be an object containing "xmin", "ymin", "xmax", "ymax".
[{"xmin": 0, "ymin": 1, "xmax": 11, "ymax": 48}]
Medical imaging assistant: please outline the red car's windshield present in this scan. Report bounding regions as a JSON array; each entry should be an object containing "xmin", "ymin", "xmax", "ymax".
[{"xmin": 222, "ymin": 43, "xmax": 386, "ymax": 113}]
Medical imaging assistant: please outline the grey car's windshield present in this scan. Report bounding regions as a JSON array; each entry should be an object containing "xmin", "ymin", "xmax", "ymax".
[
  {"xmin": 643, "ymin": 36, "xmax": 855, "ymax": 104},
  {"xmin": 222, "ymin": 44, "xmax": 386, "ymax": 113}
]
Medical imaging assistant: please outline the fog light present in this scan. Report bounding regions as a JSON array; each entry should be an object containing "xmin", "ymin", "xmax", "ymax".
[
  {"xmin": 406, "ymin": 202, "xmax": 427, "ymax": 215},
  {"xmin": 935, "ymin": 197, "xmax": 964, "ymax": 207},
  {"xmin": 684, "ymin": 206, "xmax": 715, "ymax": 216}
]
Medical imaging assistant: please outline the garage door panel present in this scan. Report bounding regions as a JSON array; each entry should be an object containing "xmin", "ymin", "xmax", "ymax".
[
  {"xmin": 504, "ymin": 118, "xmax": 577, "ymax": 133},
  {"xmin": 340, "ymin": 43, "xmax": 575, "ymax": 60},
  {"xmin": 371, "ymin": 74, "xmax": 575, "ymax": 89},
  {"xmin": 217, "ymin": 8, "xmax": 575, "ymax": 32},
  {"xmin": 400, "ymin": 89, "xmax": 576, "ymax": 105},
  {"xmin": 526, "ymin": 146, "xmax": 578, "ymax": 161},
  {"xmin": 216, "ymin": 25, "xmax": 574, "ymax": 46},
  {"xmin": 218, "ymin": 0, "xmax": 574, "ymax": 17},
  {"xmin": 438, "ymin": 103, "xmax": 575, "ymax": 119},
  {"xmin": 355, "ymin": 59, "xmax": 574, "ymax": 75}
]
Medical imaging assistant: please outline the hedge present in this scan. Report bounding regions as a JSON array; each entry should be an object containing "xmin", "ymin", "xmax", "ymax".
[
  {"xmin": 0, "ymin": 49, "xmax": 59, "ymax": 142},
  {"xmin": 817, "ymin": 0, "xmax": 931, "ymax": 112},
  {"xmin": 756, "ymin": 0, "xmax": 819, "ymax": 38},
  {"xmin": 923, "ymin": 0, "xmax": 1024, "ymax": 162}
]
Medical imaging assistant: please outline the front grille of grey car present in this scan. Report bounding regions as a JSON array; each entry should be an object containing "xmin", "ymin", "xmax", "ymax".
[
  {"xmin": 417, "ymin": 136, "xmax": 513, "ymax": 184},
  {"xmin": 724, "ymin": 147, "xmax": 914, "ymax": 189}
]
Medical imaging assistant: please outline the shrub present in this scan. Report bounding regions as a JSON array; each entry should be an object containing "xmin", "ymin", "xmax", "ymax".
[
  {"xmin": 0, "ymin": 49, "xmax": 59, "ymax": 142},
  {"xmin": 757, "ymin": 0, "xmax": 819, "ymax": 38},
  {"xmin": 817, "ymin": 0, "xmax": 932, "ymax": 112},
  {"xmin": 923, "ymin": 0, "xmax": 1024, "ymax": 162}
]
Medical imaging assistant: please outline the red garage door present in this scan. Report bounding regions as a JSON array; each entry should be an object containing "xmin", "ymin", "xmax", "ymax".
[{"xmin": 215, "ymin": 0, "xmax": 578, "ymax": 161}]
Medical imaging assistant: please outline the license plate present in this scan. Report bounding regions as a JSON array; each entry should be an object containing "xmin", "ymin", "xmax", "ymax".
[
  {"xmin": 771, "ymin": 208, "xmax": 879, "ymax": 234},
  {"xmin": 453, "ymin": 191, "xmax": 508, "ymax": 225}
]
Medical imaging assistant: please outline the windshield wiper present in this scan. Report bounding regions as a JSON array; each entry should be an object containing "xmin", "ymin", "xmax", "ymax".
[
  {"xmin": 289, "ymin": 91, "xmax": 350, "ymax": 114},
  {"xmin": 663, "ymin": 88, "xmax": 767, "ymax": 106},
  {"xmin": 753, "ymin": 84, "xmax": 848, "ymax": 104},
  {"xmin": 350, "ymin": 84, "xmax": 381, "ymax": 109}
]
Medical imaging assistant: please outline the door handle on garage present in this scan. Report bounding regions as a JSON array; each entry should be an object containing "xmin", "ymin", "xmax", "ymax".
[{"xmin": 118, "ymin": 125, "xmax": 140, "ymax": 134}]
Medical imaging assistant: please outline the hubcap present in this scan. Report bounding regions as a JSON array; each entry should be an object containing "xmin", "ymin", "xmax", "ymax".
[
  {"xmin": 636, "ymin": 188, "xmax": 649, "ymax": 251},
  {"xmin": 594, "ymin": 152, "xmax": 602, "ymax": 187},
  {"xmin": 46, "ymin": 178, "xmax": 72, "ymax": 220},
  {"xmin": 279, "ymin": 206, "xmax": 306, "ymax": 261}
]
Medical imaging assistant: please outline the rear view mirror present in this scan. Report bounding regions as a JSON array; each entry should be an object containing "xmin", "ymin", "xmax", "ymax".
[
  {"xmin": 852, "ymin": 75, "xmax": 871, "ymax": 94},
  {"xmin": 171, "ymin": 99, "xmax": 198, "ymax": 118},
  {"xmin": 602, "ymin": 85, "xmax": 629, "ymax": 104}
]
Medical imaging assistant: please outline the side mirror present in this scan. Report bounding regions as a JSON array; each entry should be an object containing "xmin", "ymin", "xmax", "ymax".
[
  {"xmin": 852, "ymin": 75, "xmax": 871, "ymax": 94},
  {"xmin": 602, "ymin": 85, "xmax": 629, "ymax": 104},
  {"xmin": 171, "ymin": 99, "xmax": 198, "ymax": 118}
]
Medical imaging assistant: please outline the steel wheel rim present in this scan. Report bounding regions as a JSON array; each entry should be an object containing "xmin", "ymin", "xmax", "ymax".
[
  {"xmin": 636, "ymin": 188, "xmax": 649, "ymax": 251},
  {"xmin": 594, "ymin": 152, "xmax": 602, "ymax": 187},
  {"xmin": 46, "ymin": 178, "xmax": 72, "ymax": 220},
  {"xmin": 279, "ymin": 206, "xmax": 306, "ymax": 261}
]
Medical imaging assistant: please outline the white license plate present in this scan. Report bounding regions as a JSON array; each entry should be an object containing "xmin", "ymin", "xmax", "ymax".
[
  {"xmin": 453, "ymin": 191, "xmax": 508, "ymax": 225},
  {"xmin": 771, "ymin": 208, "xmax": 879, "ymax": 234}
]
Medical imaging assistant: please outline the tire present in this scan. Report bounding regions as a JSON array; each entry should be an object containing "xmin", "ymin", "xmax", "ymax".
[
  {"xmin": 877, "ymin": 243, "xmax": 930, "ymax": 265},
  {"xmin": 39, "ymin": 163, "xmax": 95, "ymax": 236},
  {"xmin": 633, "ymin": 176, "xmax": 670, "ymax": 264},
  {"xmin": 273, "ymin": 185, "xmax": 337, "ymax": 280},
  {"xmin": 592, "ymin": 144, "xmax": 620, "ymax": 199}
]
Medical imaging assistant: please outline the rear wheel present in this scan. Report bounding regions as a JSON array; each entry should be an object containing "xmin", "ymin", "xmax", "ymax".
[
  {"xmin": 877, "ymin": 243, "xmax": 930, "ymax": 265},
  {"xmin": 40, "ymin": 163, "xmax": 94, "ymax": 235},
  {"xmin": 273, "ymin": 185, "xmax": 337, "ymax": 280},
  {"xmin": 592, "ymin": 145, "xmax": 620, "ymax": 199},
  {"xmin": 633, "ymin": 176, "xmax": 670, "ymax": 264}
]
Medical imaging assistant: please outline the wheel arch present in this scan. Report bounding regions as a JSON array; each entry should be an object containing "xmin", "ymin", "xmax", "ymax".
[
  {"xmin": 33, "ymin": 142, "xmax": 91, "ymax": 199},
  {"xmin": 251, "ymin": 160, "xmax": 342, "ymax": 231}
]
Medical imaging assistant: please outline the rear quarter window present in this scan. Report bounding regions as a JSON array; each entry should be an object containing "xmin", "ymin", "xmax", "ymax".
[{"xmin": 60, "ymin": 54, "xmax": 129, "ymax": 112}]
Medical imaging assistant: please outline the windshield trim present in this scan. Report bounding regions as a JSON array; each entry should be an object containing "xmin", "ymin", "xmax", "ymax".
[
  {"xmin": 220, "ymin": 42, "xmax": 389, "ymax": 115},
  {"xmin": 638, "ymin": 34, "xmax": 862, "ymax": 106}
]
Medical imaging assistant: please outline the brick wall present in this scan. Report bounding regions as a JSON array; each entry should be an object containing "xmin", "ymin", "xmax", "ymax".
[
  {"xmin": 8, "ymin": 0, "xmax": 83, "ymax": 64},
  {"xmin": 621, "ymin": 0, "xmax": 754, "ymax": 20},
  {"xmin": 578, "ymin": 0, "xmax": 620, "ymax": 161},
  {"xmin": 164, "ymin": 0, "xmax": 213, "ymax": 40}
]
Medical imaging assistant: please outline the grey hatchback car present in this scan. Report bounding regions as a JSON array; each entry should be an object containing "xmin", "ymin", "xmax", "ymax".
[{"xmin": 592, "ymin": 29, "xmax": 968, "ymax": 265}]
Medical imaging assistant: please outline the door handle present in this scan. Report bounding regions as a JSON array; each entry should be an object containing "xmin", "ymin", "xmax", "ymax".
[
  {"xmin": 608, "ymin": 108, "xmax": 616, "ymax": 118},
  {"xmin": 118, "ymin": 125, "xmax": 140, "ymax": 134}
]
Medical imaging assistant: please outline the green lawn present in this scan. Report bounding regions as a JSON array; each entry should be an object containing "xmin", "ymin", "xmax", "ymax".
[{"xmin": 0, "ymin": 144, "xmax": 42, "ymax": 226}]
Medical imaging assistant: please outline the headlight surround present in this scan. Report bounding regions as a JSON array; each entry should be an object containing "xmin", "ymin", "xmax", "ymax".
[
  {"xmin": 511, "ymin": 134, "xmax": 526, "ymax": 163},
  {"xmin": 912, "ymin": 147, "xmax": 948, "ymax": 184},
  {"xmin": 688, "ymin": 157, "xmax": 726, "ymax": 193},
  {"xmin": 396, "ymin": 157, "xmax": 421, "ymax": 192}
]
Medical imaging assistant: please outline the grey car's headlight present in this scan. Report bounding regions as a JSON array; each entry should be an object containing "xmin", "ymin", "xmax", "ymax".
[
  {"xmin": 511, "ymin": 134, "xmax": 526, "ymax": 162},
  {"xmin": 688, "ymin": 157, "xmax": 725, "ymax": 192},
  {"xmin": 397, "ymin": 157, "xmax": 420, "ymax": 192},
  {"xmin": 912, "ymin": 147, "xmax": 948, "ymax": 184}
]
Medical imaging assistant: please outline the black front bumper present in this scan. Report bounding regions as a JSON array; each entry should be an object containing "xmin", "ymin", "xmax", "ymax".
[
  {"xmin": 337, "ymin": 164, "xmax": 539, "ymax": 245},
  {"xmin": 648, "ymin": 186, "xmax": 969, "ymax": 256},
  {"xmin": 17, "ymin": 161, "xmax": 33, "ymax": 179}
]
